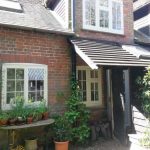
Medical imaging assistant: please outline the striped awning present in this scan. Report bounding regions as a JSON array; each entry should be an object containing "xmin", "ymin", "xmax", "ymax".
[{"xmin": 71, "ymin": 38, "xmax": 150, "ymax": 69}]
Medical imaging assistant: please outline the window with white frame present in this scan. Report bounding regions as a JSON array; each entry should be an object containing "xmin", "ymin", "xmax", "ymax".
[
  {"xmin": 2, "ymin": 63, "xmax": 48, "ymax": 110},
  {"xmin": 77, "ymin": 66, "xmax": 102, "ymax": 107},
  {"xmin": 83, "ymin": 0, "xmax": 124, "ymax": 34}
]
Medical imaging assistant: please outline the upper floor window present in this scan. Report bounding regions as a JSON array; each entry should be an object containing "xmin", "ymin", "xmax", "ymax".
[
  {"xmin": 77, "ymin": 66, "xmax": 102, "ymax": 107},
  {"xmin": 2, "ymin": 63, "xmax": 48, "ymax": 110},
  {"xmin": 83, "ymin": 0, "xmax": 124, "ymax": 34}
]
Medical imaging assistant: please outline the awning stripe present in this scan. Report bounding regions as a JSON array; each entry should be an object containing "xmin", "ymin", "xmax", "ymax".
[{"xmin": 71, "ymin": 38, "xmax": 150, "ymax": 68}]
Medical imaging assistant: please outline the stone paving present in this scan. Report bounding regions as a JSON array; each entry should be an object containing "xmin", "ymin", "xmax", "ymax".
[{"xmin": 70, "ymin": 138, "xmax": 130, "ymax": 150}]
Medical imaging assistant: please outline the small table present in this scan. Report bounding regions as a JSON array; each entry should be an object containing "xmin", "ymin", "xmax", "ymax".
[{"xmin": 0, "ymin": 119, "xmax": 54, "ymax": 149}]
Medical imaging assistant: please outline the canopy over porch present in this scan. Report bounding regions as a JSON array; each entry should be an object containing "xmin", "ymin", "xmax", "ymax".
[{"xmin": 70, "ymin": 38, "xmax": 150, "ymax": 69}]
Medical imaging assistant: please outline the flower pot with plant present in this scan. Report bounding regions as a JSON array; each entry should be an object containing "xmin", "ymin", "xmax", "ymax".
[
  {"xmin": 25, "ymin": 107, "xmax": 33, "ymax": 124},
  {"xmin": 38, "ymin": 101, "xmax": 49, "ymax": 120},
  {"xmin": 52, "ymin": 115, "xmax": 71, "ymax": 150},
  {"xmin": 0, "ymin": 112, "xmax": 9, "ymax": 126}
]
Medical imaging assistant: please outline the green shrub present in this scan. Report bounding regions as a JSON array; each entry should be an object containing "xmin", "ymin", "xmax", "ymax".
[{"xmin": 65, "ymin": 75, "xmax": 90, "ymax": 144}]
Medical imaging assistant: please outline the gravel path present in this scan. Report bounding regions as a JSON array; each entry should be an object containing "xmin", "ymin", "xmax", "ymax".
[{"xmin": 70, "ymin": 138, "xmax": 129, "ymax": 150}]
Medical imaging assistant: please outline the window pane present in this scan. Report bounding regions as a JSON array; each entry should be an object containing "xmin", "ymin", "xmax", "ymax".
[
  {"xmin": 83, "ymin": 70, "xmax": 86, "ymax": 80},
  {"xmin": 83, "ymin": 81, "xmax": 86, "ymax": 90},
  {"xmin": 95, "ymin": 91, "xmax": 99, "ymax": 101},
  {"xmin": 16, "ymin": 92, "xmax": 24, "ymax": 97},
  {"xmin": 78, "ymin": 70, "xmax": 81, "ymax": 80},
  {"xmin": 112, "ymin": 2, "xmax": 121, "ymax": 30},
  {"xmin": 100, "ymin": 0, "xmax": 108, "ymax": 7},
  {"xmin": 7, "ymin": 69, "xmax": 15, "ymax": 79},
  {"xmin": 37, "ymin": 91, "xmax": 44, "ymax": 101},
  {"xmin": 100, "ymin": 10, "xmax": 109, "ymax": 28},
  {"xmin": 78, "ymin": 70, "xmax": 87, "ymax": 102},
  {"xmin": 28, "ymin": 92, "xmax": 36, "ymax": 102},
  {"xmin": 16, "ymin": 69, "xmax": 24, "ymax": 79},
  {"xmin": 7, "ymin": 80, "xmax": 15, "ymax": 92},
  {"xmin": 28, "ymin": 80, "xmax": 36, "ymax": 91},
  {"xmin": 83, "ymin": 91, "xmax": 87, "ymax": 101},
  {"xmin": 85, "ymin": 0, "xmax": 96, "ymax": 26},
  {"xmin": 91, "ymin": 82, "xmax": 99, "ymax": 101},
  {"xmin": 7, "ymin": 92, "xmax": 15, "ymax": 104},
  {"xmin": 95, "ymin": 83, "xmax": 98, "ymax": 90},
  {"xmin": 91, "ymin": 91, "xmax": 94, "ymax": 101},
  {"xmin": 28, "ymin": 68, "xmax": 44, "ymax": 80},
  {"xmin": 37, "ymin": 80, "xmax": 44, "ymax": 91},
  {"xmin": 16, "ymin": 80, "xmax": 24, "ymax": 91}
]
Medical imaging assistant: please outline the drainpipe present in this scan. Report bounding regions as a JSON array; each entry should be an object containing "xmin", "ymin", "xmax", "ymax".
[
  {"xmin": 72, "ymin": 0, "xmax": 75, "ymax": 32},
  {"xmin": 71, "ymin": 44, "xmax": 76, "ymax": 79},
  {"xmin": 71, "ymin": 0, "xmax": 76, "ymax": 78}
]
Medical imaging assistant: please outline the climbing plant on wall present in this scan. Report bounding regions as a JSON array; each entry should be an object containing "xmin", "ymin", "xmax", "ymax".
[{"xmin": 64, "ymin": 75, "xmax": 90, "ymax": 144}]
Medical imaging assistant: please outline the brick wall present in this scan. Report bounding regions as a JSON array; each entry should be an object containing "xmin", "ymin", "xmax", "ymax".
[
  {"xmin": 0, "ymin": 26, "xmax": 71, "ymax": 111},
  {"xmin": 75, "ymin": 0, "xmax": 134, "ymax": 44}
]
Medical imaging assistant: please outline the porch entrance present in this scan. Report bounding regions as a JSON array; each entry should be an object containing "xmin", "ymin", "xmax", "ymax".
[{"xmin": 106, "ymin": 68, "xmax": 131, "ymax": 144}]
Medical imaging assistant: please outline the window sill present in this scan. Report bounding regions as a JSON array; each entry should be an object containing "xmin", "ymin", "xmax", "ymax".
[{"xmin": 82, "ymin": 26, "xmax": 124, "ymax": 36}]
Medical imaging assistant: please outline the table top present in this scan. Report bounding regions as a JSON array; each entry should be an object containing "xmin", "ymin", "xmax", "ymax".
[{"xmin": 0, "ymin": 119, "xmax": 54, "ymax": 130}]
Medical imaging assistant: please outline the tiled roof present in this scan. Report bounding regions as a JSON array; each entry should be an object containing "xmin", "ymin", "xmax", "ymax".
[
  {"xmin": 71, "ymin": 38, "xmax": 150, "ymax": 69},
  {"xmin": 0, "ymin": 0, "xmax": 73, "ymax": 35}
]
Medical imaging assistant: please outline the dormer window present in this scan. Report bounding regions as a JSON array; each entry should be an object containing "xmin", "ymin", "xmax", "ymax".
[{"xmin": 83, "ymin": 0, "xmax": 124, "ymax": 34}]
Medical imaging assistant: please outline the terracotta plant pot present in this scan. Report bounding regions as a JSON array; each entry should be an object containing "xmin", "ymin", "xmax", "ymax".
[
  {"xmin": 54, "ymin": 141, "xmax": 69, "ymax": 150},
  {"xmin": 25, "ymin": 139, "xmax": 37, "ymax": 150},
  {"xmin": 9, "ymin": 118, "xmax": 17, "ymax": 125},
  {"xmin": 0, "ymin": 119, "xmax": 8, "ymax": 126},
  {"xmin": 42, "ymin": 112, "xmax": 49, "ymax": 120},
  {"xmin": 27, "ymin": 117, "xmax": 33, "ymax": 124}
]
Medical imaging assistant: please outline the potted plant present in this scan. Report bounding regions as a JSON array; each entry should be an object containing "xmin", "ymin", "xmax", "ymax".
[
  {"xmin": 25, "ymin": 107, "xmax": 33, "ymax": 124},
  {"xmin": 8, "ymin": 110, "xmax": 18, "ymax": 125},
  {"xmin": 0, "ymin": 112, "xmax": 9, "ymax": 126},
  {"xmin": 38, "ymin": 101, "xmax": 49, "ymax": 120},
  {"xmin": 52, "ymin": 115, "xmax": 71, "ymax": 150}
]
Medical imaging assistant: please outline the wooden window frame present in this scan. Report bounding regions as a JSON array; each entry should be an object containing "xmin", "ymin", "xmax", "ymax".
[
  {"xmin": 1, "ymin": 63, "xmax": 48, "ymax": 110},
  {"xmin": 83, "ymin": 0, "xmax": 124, "ymax": 35},
  {"xmin": 77, "ymin": 66, "xmax": 103, "ymax": 107}
]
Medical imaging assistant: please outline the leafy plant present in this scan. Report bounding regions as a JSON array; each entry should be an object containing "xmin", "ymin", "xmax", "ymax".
[
  {"xmin": 37, "ymin": 100, "xmax": 48, "ymax": 114},
  {"xmin": 0, "ymin": 112, "xmax": 9, "ymax": 120},
  {"xmin": 64, "ymin": 75, "xmax": 90, "ymax": 144},
  {"xmin": 136, "ymin": 67, "xmax": 150, "ymax": 115},
  {"xmin": 52, "ymin": 115, "xmax": 71, "ymax": 142},
  {"xmin": 139, "ymin": 125, "xmax": 150, "ymax": 147}
]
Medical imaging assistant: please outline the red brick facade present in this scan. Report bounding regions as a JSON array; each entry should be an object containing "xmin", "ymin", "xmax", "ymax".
[
  {"xmin": 75, "ymin": 0, "xmax": 134, "ymax": 44},
  {"xmin": 0, "ymin": 27, "xmax": 71, "ymax": 111}
]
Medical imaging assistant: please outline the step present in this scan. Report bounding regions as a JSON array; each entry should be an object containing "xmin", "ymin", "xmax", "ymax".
[
  {"xmin": 128, "ymin": 133, "xmax": 143, "ymax": 145},
  {"xmin": 130, "ymin": 143, "xmax": 149, "ymax": 150}
]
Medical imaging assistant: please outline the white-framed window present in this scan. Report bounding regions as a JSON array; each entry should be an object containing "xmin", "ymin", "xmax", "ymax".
[
  {"xmin": 1, "ymin": 63, "xmax": 48, "ymax": 110},
  {"xmin": 83, "ymin": 0, "xmax": 124, "ymax": 34},
  {"xmin": 77, "ymin": 66, "xmax": 102, "ymax": 107}
]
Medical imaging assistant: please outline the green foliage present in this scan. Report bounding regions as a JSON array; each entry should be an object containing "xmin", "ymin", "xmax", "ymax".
[
  {"xmin": 139, "ymin": 125, "xmax": 150, "ymax": 147},
  {"xmin": 136, "ymin": 67, "xmax": 150, "ymax": 115},
  {"xmin": 64, "ymin": 75, "xmax": 90, "ymax": 144},
  {"xmin": 52, "ymin": 115, "xmax": 71, "ymax": 142},
  {"xmin": 0, "ymin": 111, "xmax": 9, "ymax": 120}
]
